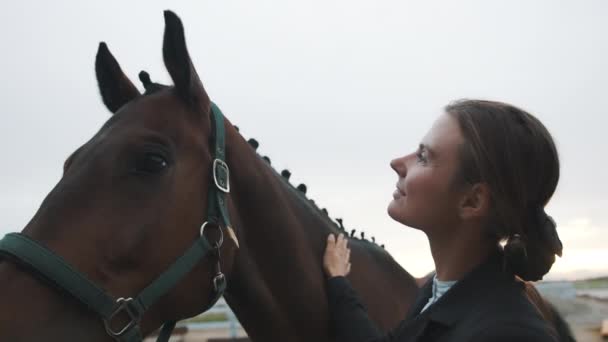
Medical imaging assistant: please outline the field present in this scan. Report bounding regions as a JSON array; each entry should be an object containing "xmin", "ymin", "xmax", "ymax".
[{"xmin": 547, "ymin": 277, "xmax": 608, "ymax": 341}]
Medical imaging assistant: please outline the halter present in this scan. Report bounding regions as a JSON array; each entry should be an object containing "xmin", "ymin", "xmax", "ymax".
[{"xmin": 0, "ymin": 102, "xmax": 233, "ymax": 342}]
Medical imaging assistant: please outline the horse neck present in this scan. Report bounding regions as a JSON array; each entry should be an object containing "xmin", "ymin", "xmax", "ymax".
[{"xmin": 223, "ymin": 137, "xmax": 335, "ymax": 341}]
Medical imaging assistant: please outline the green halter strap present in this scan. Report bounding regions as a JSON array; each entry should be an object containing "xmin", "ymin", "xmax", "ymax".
[{"xmin": 0, "ymin": 102, "xmax": 232, "ymax": 342}]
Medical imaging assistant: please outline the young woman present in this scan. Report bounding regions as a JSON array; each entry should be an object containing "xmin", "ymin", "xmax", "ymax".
[{"xmin": 323, "ymin": 100, "xmax": 564, "ymax": 341}]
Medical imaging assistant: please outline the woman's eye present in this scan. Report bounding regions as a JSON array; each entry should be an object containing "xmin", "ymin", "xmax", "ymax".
[
  {"xmin": 416, "ymin": 150, "xmax": 427, "ymax": 164},
  {"xmin": 133, "ymin": 153, "xmax": 169, "ymax": 174}
]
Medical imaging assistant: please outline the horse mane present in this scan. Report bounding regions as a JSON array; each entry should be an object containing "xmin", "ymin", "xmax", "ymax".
[
  {"xmin": 136, "ymin": 72, "xmax": 386, "ymax": 251},
  {"xmin": 245, "ymin": 137, "xmax": 387, "ymax": 251}
]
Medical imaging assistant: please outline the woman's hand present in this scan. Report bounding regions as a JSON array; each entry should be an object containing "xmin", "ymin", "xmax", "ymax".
[{"xmin": 323, "ymin": 233, "xmax": 351, "ymax": 278}]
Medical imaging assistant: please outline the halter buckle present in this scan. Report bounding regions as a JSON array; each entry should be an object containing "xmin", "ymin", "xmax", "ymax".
[
  {"xmin": 213, "ymin": 159, "xmax": 230, "ymax": 193},
  {"xmin": 103, "ymin": 297, "xmax": 142, "ymax": 337}
]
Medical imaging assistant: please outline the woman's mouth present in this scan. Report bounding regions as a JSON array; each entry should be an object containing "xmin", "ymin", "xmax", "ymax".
[{"xmin": 393, "ymin": 187, "xmax": 406, "ymax": 199}]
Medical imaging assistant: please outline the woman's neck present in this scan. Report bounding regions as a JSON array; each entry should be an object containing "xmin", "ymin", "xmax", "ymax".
[{"xmin": 427, "ymin": 228, "xmax": 495, "ymax": 282}]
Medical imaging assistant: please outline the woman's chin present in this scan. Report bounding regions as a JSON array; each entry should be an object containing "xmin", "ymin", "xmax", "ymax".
[
  {"xmin": 387, "ymin": 201, "xmax": 416, "ymax": 228},
  {"xmin": 387, "ymin": 201, "xmax": 402, "ymax": 221}
]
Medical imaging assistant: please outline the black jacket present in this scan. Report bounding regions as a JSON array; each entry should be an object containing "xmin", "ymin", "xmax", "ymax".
[{"xmin": 326, "ymin": 252, "xmax": 559, "ymax": 342}]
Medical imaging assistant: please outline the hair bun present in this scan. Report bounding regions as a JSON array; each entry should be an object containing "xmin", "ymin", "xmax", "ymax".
[
  {"xmin": 503, "ymin": 210, "xmax": 562, "ymax": 281},
  {"xmin": 538, "ymin": 211, "xmax": 563, "ymax": 257},
  {"xmin": 504, "ymin": 234, "xmax": 528, "ymax": 274}
]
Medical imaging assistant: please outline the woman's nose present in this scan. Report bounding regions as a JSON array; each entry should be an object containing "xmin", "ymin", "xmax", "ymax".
[{"xmin": 390, "ymin": 156, "xmax": 408, "ymax": 176}]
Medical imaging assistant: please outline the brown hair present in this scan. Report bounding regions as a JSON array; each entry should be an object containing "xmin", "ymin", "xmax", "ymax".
[{"xmin": 446, "ymin": 99, "xmax": 563, "ymax": 281}]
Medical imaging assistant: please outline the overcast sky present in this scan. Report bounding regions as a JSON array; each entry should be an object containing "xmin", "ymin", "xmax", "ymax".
[{"xmin": 1, "ymin": 1, "xmax": 607, "ymax": 280}]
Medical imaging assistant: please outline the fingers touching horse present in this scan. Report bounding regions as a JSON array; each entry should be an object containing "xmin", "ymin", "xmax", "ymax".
[{"xmin": 0, "ymin": 10, "xmax": 417, "ymax": 342}]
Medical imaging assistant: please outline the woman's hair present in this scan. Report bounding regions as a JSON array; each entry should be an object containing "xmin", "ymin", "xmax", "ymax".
[{"xmin": 446, "ymin": 99, "xmax": 563, "ymax": 281}]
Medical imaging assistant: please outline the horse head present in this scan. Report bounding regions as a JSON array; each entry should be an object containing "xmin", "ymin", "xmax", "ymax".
[
  {"xmin": 0, "ymin": 11, "xmax": 240, "ymax": 341},
  {"xmin": 0, "ymin": 10, "xmax": 428, "ymax": 342}
]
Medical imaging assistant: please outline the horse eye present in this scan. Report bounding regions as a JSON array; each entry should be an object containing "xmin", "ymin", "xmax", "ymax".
[{"xmin": 133, "ymin": 152, "xmax": 169, "ymax": 175}]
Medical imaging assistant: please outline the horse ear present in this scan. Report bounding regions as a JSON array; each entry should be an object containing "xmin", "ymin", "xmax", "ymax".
[
  {"xmin": 95, "ymin": 42, "xmax": 140, "ymax": 114},
  {"xmin": 162, "ymin": 10, "xmax": 209, "ymax": 109}
]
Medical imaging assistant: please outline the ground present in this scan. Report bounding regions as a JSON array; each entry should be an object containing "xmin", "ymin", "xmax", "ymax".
[{"xmin": 550, "ymin": 295, "xmax": 608, "ymax": 341}]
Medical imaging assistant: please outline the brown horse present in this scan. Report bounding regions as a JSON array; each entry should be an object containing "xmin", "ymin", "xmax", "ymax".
[
  {"xmin": 0, "ymin": 10, "xmax": 574, "ymax": 342},
  {"xmin": 0, "ymin": 10, "xmax": 417, "ymax": 342}
]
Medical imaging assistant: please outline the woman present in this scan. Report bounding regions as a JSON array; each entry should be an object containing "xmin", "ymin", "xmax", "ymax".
[{"xmin": 323, "ymin": 100, "xmax": 565, "ymax": 341}]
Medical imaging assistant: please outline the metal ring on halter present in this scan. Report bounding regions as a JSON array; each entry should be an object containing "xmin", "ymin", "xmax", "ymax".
[{"xmin": 200, "ymin": 222, "xmax": 224, "ymax": 248}]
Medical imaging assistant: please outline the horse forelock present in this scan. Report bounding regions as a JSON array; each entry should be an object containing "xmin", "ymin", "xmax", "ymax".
[
  {"xmin": 143, "ymin": 83, "xmax": 169, "ymax": 96},
  {"xmin": 139, "ymin": 70, "xmax": 170, "ymax": 96}
]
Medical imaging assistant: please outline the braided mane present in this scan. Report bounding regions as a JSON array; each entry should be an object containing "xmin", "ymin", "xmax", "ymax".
[
  {"xmin": 137, "ymin": 72, "xmax": 385, "ymax": 249},
  {"xmin": 245, "ymin": 136, "xmax": 385, "ymax": 250}
]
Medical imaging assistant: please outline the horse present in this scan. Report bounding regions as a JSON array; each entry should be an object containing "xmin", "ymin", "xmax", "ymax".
[
  {"xmin": 0, "ymin": 10, "xmax": 573, "ymax": 342},
  {"xmin": 0, "ymin": 10, "xmax": 417, "ymax": 342}
]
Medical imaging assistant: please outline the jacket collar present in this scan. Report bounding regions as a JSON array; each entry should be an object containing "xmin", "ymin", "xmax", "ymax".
[
  {"xmin": 406, "ymin": 275, "xmax": 434, "ymax": 320},
  {"xmin": 408, "ymin": 249, "xmax": 513, "ymax": 327}
]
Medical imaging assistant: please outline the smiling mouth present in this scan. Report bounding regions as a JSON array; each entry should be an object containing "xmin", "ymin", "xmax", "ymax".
[
  {"xmin": 393, "ymin": 187, "xmax": 406, "ymax": 199},
  {"xmin": 395, "ymin": 184, "xmax": 406, "ymax": 196}
]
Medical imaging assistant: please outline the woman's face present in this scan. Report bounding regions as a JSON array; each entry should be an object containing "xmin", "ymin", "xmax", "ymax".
[{"xmin": 388, "ymin": 113, "xmax": 467, "ymax": 233}]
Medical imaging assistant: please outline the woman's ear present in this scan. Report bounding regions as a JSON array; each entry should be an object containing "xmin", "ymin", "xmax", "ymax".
[{"xmin": 459, "ymin": 182, "xmax": 491, "ymax": 220}]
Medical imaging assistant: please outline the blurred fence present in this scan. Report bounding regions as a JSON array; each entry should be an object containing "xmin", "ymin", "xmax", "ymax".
[
  {"xmin": 180, "ymin": 298, "xmax": 242, "ymax": 338},
  {"xmin": 535, "ymin": 281, "xmax": 577, "ymax": 300}
]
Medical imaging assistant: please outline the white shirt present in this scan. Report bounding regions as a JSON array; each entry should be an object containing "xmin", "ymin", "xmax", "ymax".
[{"xmin": 420, "ymin": 275, "xmax": 457, "ymax": 313}]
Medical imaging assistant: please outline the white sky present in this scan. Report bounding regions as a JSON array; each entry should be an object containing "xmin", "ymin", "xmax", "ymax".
[{"xmin": 1, "ymin": 1, "xmax": 607, "ymax": 280}]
